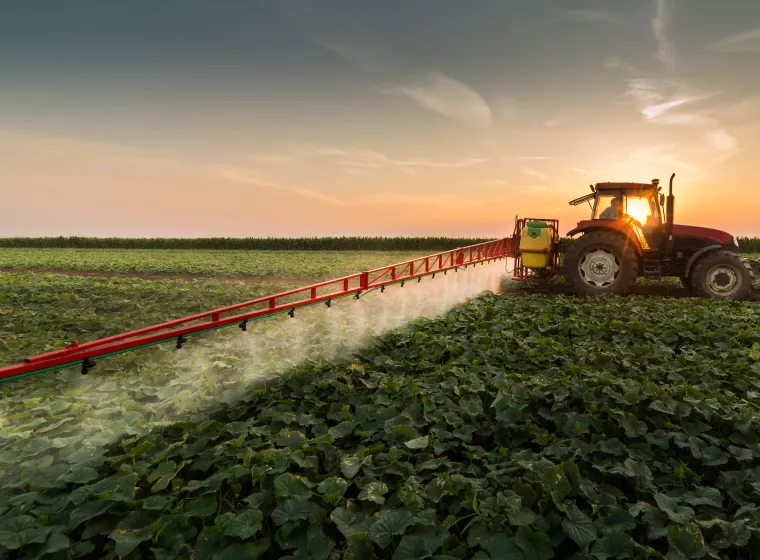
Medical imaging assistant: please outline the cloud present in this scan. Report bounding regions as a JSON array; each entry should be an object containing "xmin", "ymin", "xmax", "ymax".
[
  {"xmin": 616, "ymin": 145, "xmax": 701, "ymax": 176},
  {"xmin": 379, "ymin": 71, "xmax": 493, "ymax": 127},
  {"xmin": 623, "ymin": 78, "xmax": 717, "ymax": 125},
  {"xmin": 573, "ymin": 168, "xmax": 587, "ymax": 173},
  {"xmin": 212, "ymin": 166, "xmax": 346, "ymax": 206},
  {"xmin": 305, "ymin": 145, "xmax": 489, "ymax": 169},
  {"xmin": 706, "ymin": 26, "xmax": 760, "ymax": 52},
  {"xmin": 521, "ymin": 167, "xmax": 548, "ymax": 181},
  {"xmin": 701, "ymin": 96, "xmax": 760, "ymax": 121},
  {"xmin": 491, "ymin": 97, "xmax": 522, "ymax": 122},
  {"xmin": 553, "ymin": 9, "xmax": 631, "ymax": 27},
  {"xmin": 319, "ymin": 38, "xmax": 494, "ymax": 128},
  {"xmin": 704, "ymin": 130, "xmax": 738, "ymax": 152},
  {"xmin": 603, "ymin": 56, "xmax": 644, "ymax": 75},
  {"xmin": 653, "ymin": 0, "xmax": 674, "ymax": 70}
]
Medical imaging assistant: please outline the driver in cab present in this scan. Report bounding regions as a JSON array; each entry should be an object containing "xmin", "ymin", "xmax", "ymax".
[{"xmin": 599, "ymin": 196, "xmax": 622, "ymax": 220}]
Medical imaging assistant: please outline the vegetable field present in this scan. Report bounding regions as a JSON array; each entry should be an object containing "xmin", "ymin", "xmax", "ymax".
[
  {"xmin": 0, "ymin": 249, "xmax": 426, "ymax": 281},
  {"xmin": 1, "ymin": 285, "xmax": 759, "ymax": 559}
]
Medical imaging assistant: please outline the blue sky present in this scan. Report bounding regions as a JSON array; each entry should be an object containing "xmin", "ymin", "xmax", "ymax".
[{"xmin": 2, "ymin": 1, "xmax": 760, "ymax": 236}]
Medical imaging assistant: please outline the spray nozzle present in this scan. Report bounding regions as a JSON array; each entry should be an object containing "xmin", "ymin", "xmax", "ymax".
[{"xmin": 81, "ymin": 357, "xmax": 96, "ymax": 375}]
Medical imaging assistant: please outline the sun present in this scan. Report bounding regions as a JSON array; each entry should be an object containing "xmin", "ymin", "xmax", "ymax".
[{"xmin": 625, "ymin": 197, "xmax": 652, "ymax": 225}]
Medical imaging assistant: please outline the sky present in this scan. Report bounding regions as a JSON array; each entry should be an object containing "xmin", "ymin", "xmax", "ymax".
[{"xmin": 1, "ymin": 0, "xmax": 760, "ymax": 238}]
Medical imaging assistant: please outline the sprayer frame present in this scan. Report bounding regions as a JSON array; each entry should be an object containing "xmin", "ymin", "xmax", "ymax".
[{"xmin": 511, "ymin": 218, "xmax": 561, "ymax": 283}]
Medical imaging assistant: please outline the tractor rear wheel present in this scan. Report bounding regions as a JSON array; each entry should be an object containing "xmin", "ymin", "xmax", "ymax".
[
  {"xmin": 564, "ymin": 231, "xmax": 639, "ymax": 296},
  {"xmin": 689, "ymin": 250, "xmax": 754, "ymax": 300}
]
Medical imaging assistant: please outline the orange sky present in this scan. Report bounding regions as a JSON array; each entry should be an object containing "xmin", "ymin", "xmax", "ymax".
[{"xmin": 1, "ymin": 1, "xmax": 759, "ymax": 238}]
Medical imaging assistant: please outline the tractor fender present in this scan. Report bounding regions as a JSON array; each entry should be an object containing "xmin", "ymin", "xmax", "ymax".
[
  {"xmin": 565, "ymin": 221, "xmax": 644, "ymax": 256},
  {"xmin": 684, "ymin": 245, "xmax": 722, "ymax": 278}
]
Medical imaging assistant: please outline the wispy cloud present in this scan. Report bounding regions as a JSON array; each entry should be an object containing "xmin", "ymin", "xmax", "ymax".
[
  {"xmin": 704, "ymin": 130, "xmax": 738, "ymax": 152},
  {"xmin": 521, "ymin": 167, "xmax": 548, "ymax": 181},
  {"xmin": 602, "ymin": 145, "xmax": 702, "ymax": 177},
  {"xmin": 706, "ymin": 26, "xmax": 760, "ymax": 52},
  {"xmin": 318, "ymin": 38, "xmax": 493, "ymax": 128},
  {"xmin": 653, "ymin": 0, "xmax": 674, "ymax": 70},
  {"xmin": 603, "ymin": 56, "xmax": 644, "ymax": 76},
  {"xmin": 306, "ymin": 145, "xmax": 489, "ymax": 169},
  {"xmin": 701, "ymin": 96, "xmax": 760, "ymax": 122},
  {"xmin": 623, "ymin": 78, "xmax": 717, "ymax": 125},
  {"xmin": 553, "ymin": 9, "xmax": 631, "ymax": 27},
  {"xmin": 573, "ymin": 168, "xmax": 587, "ymax": 173},
  {"xmin": 212, "ymin": 166, "xmax": 346, "ymax": 206},
  {"xmin": 378, "ymin": 71, "xmax": 493, "ymax": 127}
]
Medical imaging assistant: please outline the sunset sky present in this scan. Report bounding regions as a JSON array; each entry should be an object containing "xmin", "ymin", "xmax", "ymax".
[{"xmin": 1, "ymin": 1, "xmax": 759, "ymax": 238}]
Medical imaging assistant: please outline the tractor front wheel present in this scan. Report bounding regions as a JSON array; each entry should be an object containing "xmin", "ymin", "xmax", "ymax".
[
  {"xmin": 689, "ymin": 250, "xmax": 754, "ymax": 300},
  {"xmin": 564, "ymin": 231, "xmax": 639, "ymax": 296}
]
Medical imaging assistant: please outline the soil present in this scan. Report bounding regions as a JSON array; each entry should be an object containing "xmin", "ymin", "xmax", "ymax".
[{"xmin": 0, "ymin": 267, "xmax": 310, "ymax": 286}]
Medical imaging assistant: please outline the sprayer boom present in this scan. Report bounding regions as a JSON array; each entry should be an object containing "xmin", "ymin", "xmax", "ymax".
[{"xmin": 0, "ymin": 238, "xmax": 520, "ymax": 382}]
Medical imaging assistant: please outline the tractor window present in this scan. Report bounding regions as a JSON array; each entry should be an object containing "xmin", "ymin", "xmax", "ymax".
[
  {"xmin": 624, "ymin": 194, "xmax": 660, "ymax": 228},
  {"xmin": 593, "ymin": 193, "xmax": 622, "ymax": 220}
]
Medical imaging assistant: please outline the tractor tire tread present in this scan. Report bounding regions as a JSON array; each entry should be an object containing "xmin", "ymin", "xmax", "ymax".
[
  {"xmin": 689, "ymin": 250, "xmax": 753, "ymax": 300},
  {"xmin": 563, "ymin": 231, "xmax": 639, "ymax": 296}
]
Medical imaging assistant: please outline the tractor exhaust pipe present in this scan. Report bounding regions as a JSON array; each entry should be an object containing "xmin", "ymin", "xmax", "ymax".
[{"xmin": 665, "ymin": 173, "xmax": 675, "ymax": 254}]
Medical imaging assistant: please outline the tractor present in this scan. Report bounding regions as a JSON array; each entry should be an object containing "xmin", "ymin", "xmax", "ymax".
[{"xmin": 564, "ymin": 173, "xmax": 754, "ymax": 299}]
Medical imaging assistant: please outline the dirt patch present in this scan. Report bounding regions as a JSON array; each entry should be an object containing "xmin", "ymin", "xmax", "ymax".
[{"xmin": 0, "ymin": 267, "xmax": 311, "ymax": 286}]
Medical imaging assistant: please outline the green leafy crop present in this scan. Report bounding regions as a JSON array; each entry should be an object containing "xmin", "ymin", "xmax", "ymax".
[{"xmin": 1, "ymin": 291, "xmax": 760, "ymax": 559}]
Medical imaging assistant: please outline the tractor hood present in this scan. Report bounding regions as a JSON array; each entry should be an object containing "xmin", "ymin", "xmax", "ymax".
[{"xmin": 672, "ymin": 224, "xmax": 733, "ymax": 245}]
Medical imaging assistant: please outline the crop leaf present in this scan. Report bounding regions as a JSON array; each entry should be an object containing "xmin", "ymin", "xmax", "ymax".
[
  {"xmin": 563, "ymin": 504, "xmax": 598, "ymax": 547},
  {"xmin": 359, "ymin": 481, "xmax": 389, "ymax": 504},
  {"xmin": 654, "ymin": 494, "xmax": 694, "ymax": 525},
  {"xmin": 224, "ymin": 508, "xmax": 264, "ymax": 540},
  {"xmin": 272, "ymin": 498, "xmax": 312, "ymax": 526},
  {"xmin": 514, "ymin": 527, "xmax": 553, "ymax": 560},
  {"xmin": 590, "ymin": 530, "xmax": 633, "ymax": 559},
  {"xmin": 405, "ymin": 436, "xmax": 430, "ymax": 449},
  {"xmin": 275, "ymin": 473, "xmax": 313, "ymax": 499},
  {"xmin": 368, "ymin": 509, "xmax": 414, "ymax": 549},
  {"xmin": 667, "ymin": 524, "xmax": 707, "ymax": 558},
  {"xmin": 392, "ymin": 535, "xmax": 432, "ymax": 560}
]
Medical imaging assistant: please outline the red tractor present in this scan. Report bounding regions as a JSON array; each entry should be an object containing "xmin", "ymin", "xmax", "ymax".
[{"xmin": 564, "ymin": 173, "xmax": 754, "ymax": 300}]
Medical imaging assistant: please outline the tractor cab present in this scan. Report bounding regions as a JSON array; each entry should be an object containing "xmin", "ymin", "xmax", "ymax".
[{"xmin": 570, "ymin": 180, "xmax": 665, "ymax": 250}]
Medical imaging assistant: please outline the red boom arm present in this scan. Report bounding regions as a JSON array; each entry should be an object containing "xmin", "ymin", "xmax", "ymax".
[{"xmin": 0, "ymin": 238, "xmax": 517, "ymax": 382}]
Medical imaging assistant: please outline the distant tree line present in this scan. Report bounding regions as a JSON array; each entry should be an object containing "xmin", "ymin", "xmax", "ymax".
[{"xmin": 0, "ymin": 236, "xmax": 757, "ymax": 253}]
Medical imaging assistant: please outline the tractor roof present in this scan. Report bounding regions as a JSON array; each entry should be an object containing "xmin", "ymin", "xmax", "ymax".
[{"xmin": 595, "ymin": 182, "xmax": 658, "ymax": 192}]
